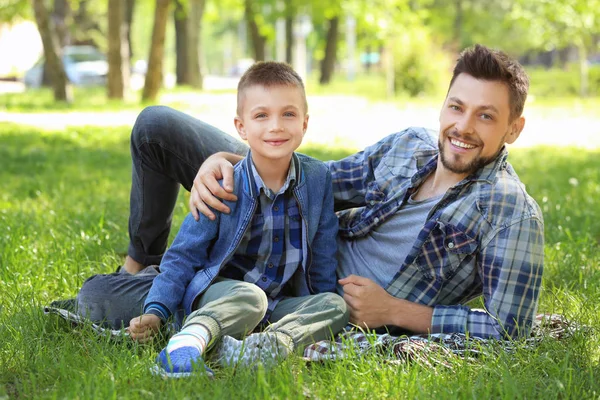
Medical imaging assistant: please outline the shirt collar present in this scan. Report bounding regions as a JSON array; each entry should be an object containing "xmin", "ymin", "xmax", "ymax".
[{"xmin": 244, "ymin": 151, "xmax": 297, "ymax": 199}]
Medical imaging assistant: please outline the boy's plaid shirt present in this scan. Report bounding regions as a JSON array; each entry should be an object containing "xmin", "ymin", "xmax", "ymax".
[{"xmin": 328, "ymin": 127, "xmax": 544, "ymax": 339}]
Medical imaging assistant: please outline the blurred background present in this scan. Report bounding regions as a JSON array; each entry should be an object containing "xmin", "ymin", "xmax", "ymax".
[{"xmin": 0, "ymin": 0, "xmax": 598, "ymax": 148}]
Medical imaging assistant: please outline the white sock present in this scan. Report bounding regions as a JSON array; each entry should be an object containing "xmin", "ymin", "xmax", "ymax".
[{"xmin": 166, "ymin": 324, "xmax": 211, "ymax": 354}]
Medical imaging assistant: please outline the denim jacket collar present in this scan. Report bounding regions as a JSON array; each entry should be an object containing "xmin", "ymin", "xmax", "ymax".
[{"xmin": 241, "ymin": 151, "xmax": 301, "ymax": 198}]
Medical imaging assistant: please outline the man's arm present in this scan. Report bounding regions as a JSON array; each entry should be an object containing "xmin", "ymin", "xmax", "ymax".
[
  {"xmin": 189, "ymin": 152, "xmax": 244, "ymax": 220},
  {"xmin": 340, "ymin": 275, "xmax": 433, "ymax": 332},
  {"xmin": 431, "ymin": 217, "xmax": 544, "ymax": 339},
  {"xmin": 326, "ymin": 133, "xmax": 397, "ymax": 211}
]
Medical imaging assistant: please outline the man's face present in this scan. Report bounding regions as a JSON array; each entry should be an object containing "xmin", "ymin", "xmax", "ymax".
[
  {"xmin": 235, "ymin": 84, "xmax": 308, "ymax": 166},
  {"xmin": 438, "ymin": 73, "xmax": 524, "ymax": 177}
]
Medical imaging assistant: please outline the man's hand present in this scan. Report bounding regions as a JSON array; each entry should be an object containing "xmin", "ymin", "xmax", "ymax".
[
  {"xmin": 339, "ymin": 275, "xmax": 434, "ymax": 333},
  {"xmin": 128, "ymin": 314, "xmax": 162, "ymax": 343},
  {"xmin": 189, "ymin": 152, "xmax": 243, "ymax": 221},
  {"xmin": 339, "ymin": 275, "xmax": 398, "ymax": 329}
]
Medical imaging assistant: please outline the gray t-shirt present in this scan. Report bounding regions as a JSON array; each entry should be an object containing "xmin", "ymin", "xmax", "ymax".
[{"xmin": 336, "ymin": 194, "xmax": 442, "ymax": 294}]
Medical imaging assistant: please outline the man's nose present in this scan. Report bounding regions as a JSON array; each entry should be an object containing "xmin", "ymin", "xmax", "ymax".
[{"xmin": 454, "ymin": 113, "xmax": 475, "ymax": 134}]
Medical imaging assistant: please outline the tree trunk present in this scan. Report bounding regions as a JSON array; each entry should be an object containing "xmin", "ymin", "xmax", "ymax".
[
  {"xmin": 73, "ymin": 0, "xmax": 101, "ymax": 47},
  {"xmin": 577, "ymin": 42, "xmax": 589, "ymax": 97},
  {"xmin": 174, "ymin": 0, "xmax": 189, "ymax": 85},
  {"xmin": 453, "ymin": 0, "xmax": 463, "ymax": 49},
  {"xmin": 285, "ymin": 16, "xmax": 293, "ymax": 64},
  {"xmin": 53, "ymin": 0, "xmax": 71, "ymax": 47},
  {"xmin": 187, "ymin": 0, "xmax": 205, "ymax": 88},
  {"xmin": 32, "ymin": 0, "xmax": 71, "ymax": 102},
  {"xmin": 142, "ymin": 0, "xmax": 170, "ymax": 102},
  {"xmin": 107, "ymin": 0, "xmax": 127, "ymax": 99},
  {"xmin": 245, "ymin": 0, "xmax": 266, "ymax": 61},
  {"xmin": 125, "ymin": 0, "xmax": 136, "ymax": 63},
  {"xmin": 319, "ymin": 16, "xmax": 339, "ymax": 85}
]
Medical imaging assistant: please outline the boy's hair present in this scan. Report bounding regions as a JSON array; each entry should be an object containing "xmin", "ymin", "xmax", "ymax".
[
  {"xmin": 236, "ymin": 61, "xmax": 308, "ymax": 116},
  {"xmin": 449, "ymin": 44, "xmax": 529, "ymax": 121}
]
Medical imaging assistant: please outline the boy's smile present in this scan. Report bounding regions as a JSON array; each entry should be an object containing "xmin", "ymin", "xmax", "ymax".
[{"xmin": 235, "ymin": 84, "xmax": 308, "ymax": 170}]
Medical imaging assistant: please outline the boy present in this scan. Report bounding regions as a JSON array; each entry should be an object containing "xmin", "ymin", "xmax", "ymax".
[{"xmin": 128, "ymin": 62, "xmax": 348, "ymax": 377}]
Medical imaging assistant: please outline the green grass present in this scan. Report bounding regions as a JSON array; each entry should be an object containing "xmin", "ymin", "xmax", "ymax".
[{"xmin": 0, "ymin": 122, "xmax": 599, "ymax": 399}]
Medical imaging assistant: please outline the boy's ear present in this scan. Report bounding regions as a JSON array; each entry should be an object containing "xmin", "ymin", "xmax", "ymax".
[
  {"xmin": 303, "ymin": 114, "xmax": 309, "ymax": 135},
  {"xmin": 234, "ymin": 117, "xmax": 247, "ymax": 140}
]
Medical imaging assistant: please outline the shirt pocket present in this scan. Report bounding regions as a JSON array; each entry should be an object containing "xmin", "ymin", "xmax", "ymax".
[{"xmin": 415, "ymin": 222, "xmax": 478, "ymax": 282}]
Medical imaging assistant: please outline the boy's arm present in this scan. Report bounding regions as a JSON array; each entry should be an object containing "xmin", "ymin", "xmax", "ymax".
[
  {"xmin": 143, "ymin": 212, "xmax": 219, "ymax": 322},
  {"xmin": 307, "ymin": 170, "xmax": 339, "ymax": 293}
]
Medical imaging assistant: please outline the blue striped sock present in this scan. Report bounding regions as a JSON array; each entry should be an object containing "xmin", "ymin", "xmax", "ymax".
[{"xmin": 166, "ymin": 324, "xmax": 211, "ymax": 355}]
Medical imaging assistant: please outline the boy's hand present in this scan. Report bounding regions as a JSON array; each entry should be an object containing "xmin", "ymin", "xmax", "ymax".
[
  {"xmin": 128, "ymin": 314, "xmax": 162, "ymax": 343},
  {"xmin": 189, "ymin": 152, "xmax": 242, "ymax": 221}
]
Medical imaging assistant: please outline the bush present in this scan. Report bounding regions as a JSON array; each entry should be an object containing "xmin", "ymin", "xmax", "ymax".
[{"xmin": 392, "ymin": 28, "xmax": 451, "ymax": 97}]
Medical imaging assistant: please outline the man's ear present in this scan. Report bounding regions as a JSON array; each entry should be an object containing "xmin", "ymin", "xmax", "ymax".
[
  {"xmin": 505, "ymin": 116, "xmax": 525, "ymax": 144},
  {"xmin": 234, "ymin": 116, "xmax": 247, "ymax": 140},
  {"xmin": 303, "ymin": 114, "xmax": 309, "ymax": 135}
]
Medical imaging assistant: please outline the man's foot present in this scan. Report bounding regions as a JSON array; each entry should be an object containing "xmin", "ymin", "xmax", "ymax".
[
  {"xmin": 216, "ymin": 332, "xmax": 292, "ymax": 368},
  {"xmin": 122, "ymin": 255, "xmax": 145, "ymax": 274},
  {"xmin": 152, "ymin": 347, "xmax": 214, "ymax": 379}
]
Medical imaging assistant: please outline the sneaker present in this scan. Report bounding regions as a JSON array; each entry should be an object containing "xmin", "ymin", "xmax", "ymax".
[
  {"xmin": 152, "ymin": 347, "xmax": 214, "ymax": 379},
  {"xmin": 216, "ymin": 332, "xmax": 291, "ymax": 368}
]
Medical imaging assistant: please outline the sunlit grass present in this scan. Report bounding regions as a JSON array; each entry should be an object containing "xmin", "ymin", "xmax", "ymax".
[{"xmin": 0, "ymin": 122, "xmax": 598, "ymax": 398}]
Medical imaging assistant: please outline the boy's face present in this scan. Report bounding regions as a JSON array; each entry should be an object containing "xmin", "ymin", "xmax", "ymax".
[
  {"xmin": 437, "ymin": 73, "xmax": 525, "ymax": 177},
  {"xmin": 234, "ymin": 84, "xmax": 308, "ymax": 165}
]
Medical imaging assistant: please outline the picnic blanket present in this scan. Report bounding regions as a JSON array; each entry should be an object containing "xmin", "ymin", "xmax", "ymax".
[
  {"xmin": 302, "ymin": 314, "xmax": 578, "ymax": 364},
  {"xmin": 44, "ymin": 302, "xmax": 577, "ymax": 364}
]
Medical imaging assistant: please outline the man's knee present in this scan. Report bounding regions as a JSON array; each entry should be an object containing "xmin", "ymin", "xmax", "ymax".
[
  {"xmin": 318, "ymin": 292, "xmax": 350, "ymax": 324},
  {"xmin": 76, "ymin": 274, "xmax": 114, "ymax": 324},
  {"xmin": 131, "ymin": 105, "xmax": 173, "ymax": 147}
]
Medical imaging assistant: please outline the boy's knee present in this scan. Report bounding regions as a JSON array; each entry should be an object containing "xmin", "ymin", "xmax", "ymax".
[{"xmin": 234, "ymin": 282, "xmax": 269, "ymax": 315}]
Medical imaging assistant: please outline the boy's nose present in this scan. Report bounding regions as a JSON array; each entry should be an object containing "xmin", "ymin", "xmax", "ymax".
[{"xmin": 269, "ymin": 118, "xmax": 284, "ymax": 132}]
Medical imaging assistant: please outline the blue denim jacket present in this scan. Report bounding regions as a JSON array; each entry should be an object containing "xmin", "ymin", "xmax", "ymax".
[{"xmin": 144, "ymin": 153, "xmax": 339, "ymax": 320}]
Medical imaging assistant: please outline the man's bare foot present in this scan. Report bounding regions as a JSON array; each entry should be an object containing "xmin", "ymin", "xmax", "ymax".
[{"xmin": 123, "ymin": 255, "xmax": 145, "ymax": 274}]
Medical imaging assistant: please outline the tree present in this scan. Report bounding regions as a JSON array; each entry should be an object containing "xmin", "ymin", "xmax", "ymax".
[
  {"xmin": 319, "ymin": 16, "xmax": 339, "ymax": 84},
  {"xmin": 107, "ymin": 0, "xmax": 129, "ymax": 99},
  {"xmin": 32, "ymin": 0, "xmax": 72, "ymax": 102},
  {"xmin": 142, "ymin": 0, "xmax": 170, "ymax": 102},
  {"xmin": 174, "ymin": 0, "xmax": 190, "ymax": 84},
  {"xmin": 512, "ymin": 0, "xmax": 600, "ymax": 97},
  {"xmin": 174, "ymin": 0, "xmax": 206, "ymax": 87},
  {"xmin": 245, "ymin": 0, "xmax": 267, "ymax": 61}
]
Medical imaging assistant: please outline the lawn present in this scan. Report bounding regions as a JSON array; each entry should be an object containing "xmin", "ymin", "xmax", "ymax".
[{"xmin": 0, "ymin": 122, "xmax": 599, "ymax": 399}]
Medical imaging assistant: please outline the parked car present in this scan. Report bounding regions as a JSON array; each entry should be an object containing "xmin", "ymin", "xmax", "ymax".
[{"xmin": 23, "ymin": 45, "xmax": 108, "ymax": 88}]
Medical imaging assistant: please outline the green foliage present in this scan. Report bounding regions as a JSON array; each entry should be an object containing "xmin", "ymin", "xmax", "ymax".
[
  {"xmin": 392, "ymin": 27, "xmax": 452, "ymax": 97},
  {"xmin": 0, "ymin": 120, "xmax": 599, "ymax": 398},
  {"xmin": 528, "ymin": 65, "xmax": 600, "ymax": 98},
  {"xmin": 0, "ymin": 0, "xmax": 31, "ymax": 23}
]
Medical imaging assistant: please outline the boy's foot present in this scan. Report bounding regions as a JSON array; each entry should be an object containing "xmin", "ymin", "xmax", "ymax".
[
  {"xmin": 216, "ymin": 332, "xmax": 292, "ymax": 367},
  {"xmin": 153, "ymin": 347, "xmax": 214, "ymax": 379}
]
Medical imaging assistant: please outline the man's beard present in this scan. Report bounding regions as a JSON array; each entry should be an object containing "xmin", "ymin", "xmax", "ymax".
[{"xmin": 438, "ymin": 131, "xmax": 504, "ymax": 175}]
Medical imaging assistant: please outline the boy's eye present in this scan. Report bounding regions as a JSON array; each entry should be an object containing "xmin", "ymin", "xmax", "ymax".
[
  {"xmin": 283, "ymin": 111, "xmax": 296, "ymax": 117},
  {"xmin": 255, "ymin": 113, "xmax": 267, "ymax": 119}
]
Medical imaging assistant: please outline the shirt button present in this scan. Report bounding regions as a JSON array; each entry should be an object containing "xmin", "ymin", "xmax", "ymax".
[
  {"xmin": 369, "ymin": 200, "xmax": 375, "ymax": 206},
  {"xmin": 448, "ymin": 242, "xmax": 455, "ymax": 249},
  {"xmin": 274, "ymin": 236, "xmax": 280, "ymax": 242},
  {"xmin": 268, "ymin": 263, "xmax": 274, "ymax": 268},
  {"xmin": 262, "ymin": 277, "xmax": 267, "ymax": 282},
  {"xmin": 373, "ymin": 217, "xmax": 380, "ymax": 224},
  {"xmin": 274, "ymin": 206, "xmax": 279, "ymax": 212}
]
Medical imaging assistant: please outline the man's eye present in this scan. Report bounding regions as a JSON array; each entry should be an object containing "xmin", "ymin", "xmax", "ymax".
[
  {"xmin": 480, "ymin": 113, "xmax": 493, "ymax": 121},
  {"xmin": 449, "ymin": 105, "xmax": 461, "ymax": 111}
]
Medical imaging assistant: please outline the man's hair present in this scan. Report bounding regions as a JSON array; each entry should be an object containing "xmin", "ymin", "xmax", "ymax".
[
  {"xmin": 449, "ymin": 44, "xmax": 529, "ymax": 121},
  {"xmin": 237, "ymin": 61, "xmax": 307, "ymax": 116}
]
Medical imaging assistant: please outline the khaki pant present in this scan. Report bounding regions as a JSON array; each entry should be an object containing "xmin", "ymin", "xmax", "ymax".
[{"xmin": 185, "ymin": 278, "xmax": 349, "ymax": 351}]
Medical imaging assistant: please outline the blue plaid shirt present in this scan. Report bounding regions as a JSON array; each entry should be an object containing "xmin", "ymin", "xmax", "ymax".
[
  {"xmin": 220, "ymin": 154, "xmax": 303, "ymax": 323},
  {"xmin": 330, "ymin": 127, "xmax": 544, "ymax": 339}
]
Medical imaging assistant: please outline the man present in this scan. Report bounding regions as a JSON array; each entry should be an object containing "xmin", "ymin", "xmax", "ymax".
[{"xmin": 77, "ymin": 44, "xmax": 543, "ymax": 340}]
